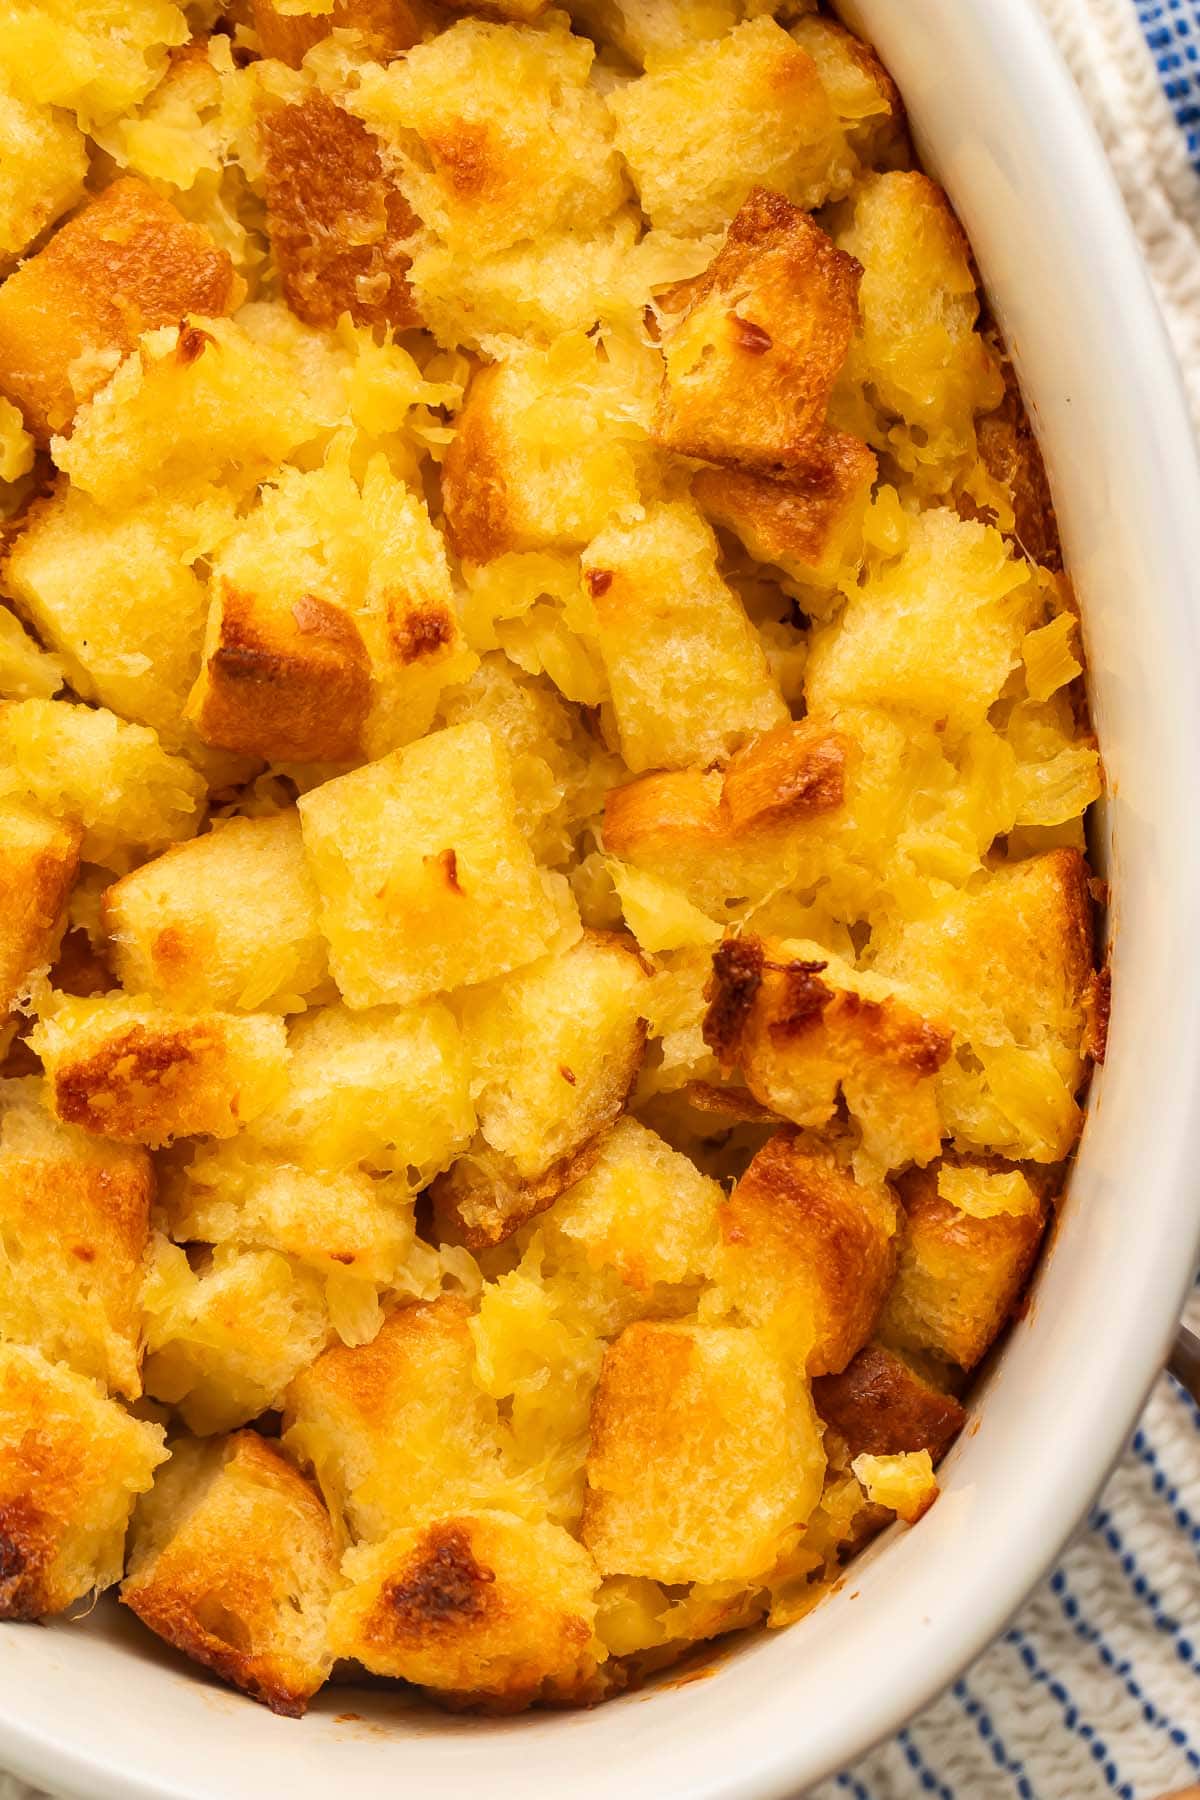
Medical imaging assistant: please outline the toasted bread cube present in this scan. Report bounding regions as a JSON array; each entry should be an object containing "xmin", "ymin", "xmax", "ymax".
[
  {"xmin": 0, "ymin": 799, "xmax": 79, "ymax": 1011},
  {"xmin": 250, "ymin": 0, "xmax": 434, "ymax": 65},
  {"xmin": 790, "ymin": 15, "xmax": 902, "ymax": 165},
  {"xmin": 4, "ymin": 484, "xmax": 220, "ymax": 751},
  {"xmin": 164, "ymin": 1142, "xmax": 415, "ymax": 1290},
  {"xmin": 852, "ymin": 1449, "xmax": 939, "ymax": 1525},
  {"xmin": 581, "ymin": 501, "xmax": 787, "ymax": 772},
  {"xmin": 0, "ymin": 1077, "xmax": 151, "ymax": 1397},
  {"xmin": 878, "ymin": 1162, "xmax": 1048, "ymax": 1370},
  {"xmin": 251, "ymin": 1000, "xmax": 473, "ymax": 1176},
  {"xmin": 31, "ymin": 994, "xmax": 289, "ymax": 1146},
  {"xmin": 0, "ymin": 603, "xmax": 63, "ymax": 700},
  {"xmin": 834, "ymin": 173, "xmax": 1003, "ymax": 483},
  {"xmin": 0, "ymin": 2, "xmax": 188, "ymax": 129},
  {"xmin": 656, "ymin": 192, "xmax": 861, "ymax": 470},
  {"xmin": 608, "ymin": 20, "xmax": 851, "ymax": 237},
  {"xmin": 187, "ymin": 459, "xmax": 474, "ymax": 765},
  {"xmin": 806, "ymin": 510, "xmax": 1038, "ymax": 734},
  {"xmin": 548, "ymin": 1114, "xmax": 722, "ymax": 1297},
  {"xmin": 582, "ymin": 1321, "xmax": 824, "ymax": 1583},
  {"xmin": 716, "ymin": 1131, "xmax": 899, "ymax": 1375},
  {"xmin": 55, "ymin": 315, "xmax": 329, "ymax": 511},
  {"xmin": 104, "ymin": 813, "xmax": 327, "ymax": 1016},
  {"xmin": 974, "ymin": 366, "xmax": 1061, "ymax": 570},
  {"xmin": 604, "ymin": 718, "xmax": 849, "ymax": 917},
  {"xmin": 431, "ymin": 933, "xmax": 649, "ymax": 1248},
  {"xmin": 873, "ymin": 851, "xmax": 1094, "ymax": 1161},
  {"xmin": 331, "ymin": 1510, "xmax": 600, "ymax": 1707},
  {"xmin": 0, "ymin": 698, "xmax": 206, "ymax": 868},
  {"xmin": 0, "ymin": 178, "xmax": 240, "ymax": 442},
  {"xmin": 442, "ymin": 331, "xmax": 657, "ymax": 565},
  {"xmin": 566, "ymin": 0, "xmax": 749, "ymax": 69},
  {"xmin": 812, "ymin": 1342, "xmax": 966, "ymax": 1462},
  {"xmin": 352, "ymin": 18, "xmax": 624, "ymax": 259},
  {"xmin": 283, "ymin": 1298, "xmax": 508, "ymax": 1538},
  {"xmin": 142, "ymin": 1237, "xmax": 329, "ymax": 1433},
  {"xmin": 261, "ymin": 93, "xmax": 420, "ymax": 333},
  {"xmin": 704, "ymin": 935, "xmax": 952, "ymax": 1172},
  {"xmin": 693, "ymin": 432, "xmax": 875, "ymax": 602},
  {"xmin": 299, "ymin": 721, "xmax": 579, "ymax": 1009},
  {"xmin": 123, "ymin": 1432, "xmax": 340, "ymax": 1715},
  {"xmin": 0, "ymin": 1341, "xmax": 165, "ymax": 1619},
  {"xmin": 0, "ymin": 88, "xmax": 87, "ymax": 266}
]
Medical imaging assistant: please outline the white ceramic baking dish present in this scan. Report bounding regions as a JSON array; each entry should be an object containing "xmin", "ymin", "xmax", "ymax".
[{"xmin": 4, "ymin": 2, "xmax": 1200, "ymax": 1795}]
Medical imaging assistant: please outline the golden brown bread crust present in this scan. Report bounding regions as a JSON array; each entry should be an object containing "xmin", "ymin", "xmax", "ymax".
[
  {"xmin": 440, "ymin": 363, "xmax": 515, "ymax": 565},
  {"xmin": 812, "ymin": 1343, "xmax": 966, "ymax": 1462},
  {"xmin": 0, "ymin": 178, "xmax": 241, "ymax": 441},
  {"xmin": 878, "ymin": 1163, "xmax": 1051, "ymax": 1370},
  {"xmin": 0, "ymin": 802, "xmax": 80, "ymax": 1012},
  {"xmin": 604, "ymin": 719, "xmax": 848, "ymax": 867},
  {"xmin": 656, "ymin": 188, "xmax": 862, "ymax": 470},
  {"xmin": 261, "ymin": 93, "xmax": 422, "ymax": 334},
  {"xmin": 693, "ymin": 431, "xmax": 876, "ymax": 591},
  {"xmin": 720, "ymin": 1130, "xmax": 899, "ymax": 1376},
  {"xmin": 969, "ymin": 361, "xmax": 1062, "ymax": 571},
  {"xmin": 430, "ymin": 1128, "xmax": 608, "ymax": 1251},
  {"xmin": 122, "ymin": 1432, "xmax": 339, "ymax": 1716},
  {"xmin": 250, "ymin": 0, "xmax": 435, "ymax": 65},
  {"xmin": 188, "ymin": 581, "xmax": 373, "ymax": 763}
]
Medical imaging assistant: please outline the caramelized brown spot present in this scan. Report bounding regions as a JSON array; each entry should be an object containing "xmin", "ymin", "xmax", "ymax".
[
  {"xmin": 427, "ymin": 120, "xmax": 494, "ymax": 197},
  {"xmin": 176, "ymin": 322, "xmax": 215, "ymax": 366},
  {"xmin": 585, "ymin": 568, "xmax": 614, "ymax": 599},
  {"xmin": 71, "ymin": 1244, "xmax": 96, "ymax": 1262},
  {"xmin": 761, "ymin": 958, "xmax": 832, "ymax": 1044},
  {"xmin": 703, "ymin": 937, "xmax": 766, "ymax": 1064},
  {"xmin": 1084, "ymin": 964, "xmax": 1111, "ymax": 1064},
  {"xmin": 390, "ymin": 606, "xmax": 454, "ymax": 665},
  {"xmin": 385, "ymin": 1523, "xmax": 495, "ymax": 1633},
  {"xmin": 425, "ymin": 847, "xmax": 462, "ymax": 894},
  {"xmin": 559, "ymin": 1064, "xmax": 577, "ymax": 1086},
  {"xmin": 729, "ymin": 313, "xmax": 773, "ymax": 355}
]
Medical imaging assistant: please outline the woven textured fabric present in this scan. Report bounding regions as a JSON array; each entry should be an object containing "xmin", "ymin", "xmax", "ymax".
[{"xmin": 2, "ymin": 8, "xmax": 1200, "ymax": 1800}]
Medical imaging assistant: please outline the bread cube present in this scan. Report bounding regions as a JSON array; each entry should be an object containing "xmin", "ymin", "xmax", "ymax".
[
  {"xmin": 0, "ymin": 1341, "xmax": 165, "ymax": 1619},
  {"xmin": 581, "ymin": 501, "xmax": 787, "ymax": 772},
  {"xmin": 283, "ymin": 1298, "xmax": 508, "ymax": 1538},
  {"xmin": 834, "ymin": 173, "xmax": 1003, "ymax": 487},
  {"xmin": 0, "ymin": 1076, "xmax": 151, "ymax": 1398},
  {"xmin": 0, "ymin": 178, "xmax": 240, "ymax": 442},
  {"xmin": 812, "ymin": 1342, "xmax": 966, "ymax": 1462},
  {"xmin": 607, "ymin": 20, "xmax": 851, "ymax": 237},
  {"xmin": 582, "ymin": 1321, "xmax": 824, "ymax": 1583},
  {"xmin": 142, "ymin": 1237, "xmax": 329, "ymax": 1433},
  {"xmin": 442, "ymin": 331, "xmax": 657, "ymax": 564},
  {"xmin": 656, "ymin": 191, "xmax": 862, "ymax": 470},
  {"xmin": 805, "ymin": 508, "xmax": 1038, "ymax": 734},
  {"xmin": 251, "ymin": 0, "xmax": 434, "ymax": 66},
  {"xmin": 187, "ymin": 459, "xmax": 475, "ymax": 764},
  {"xmin": 0, "ymin": 88, "xmax": 87, "ymax": 266},
  {"xmin": 0, "ymin": 698, "xmax": 206, "ymax": 868},
  {"xmin": 0, "ymin": 799, "xmax": 79, "ymax": 1011},
  {"xmin": 0, "ymin": 604, "xmax": 63, "ymax": 701},
  {"xmin": 716, "ymin": 1131, "xmax": 898, "ymax": 1375},
  {"xmin": 4, "ymin": 483, "xmax": 219, "ymax": 751},
  {"xmin": 704, "ymin": 934, "xmax": 952, "ymax": 1172},
  {"xmin": 261, "ymin": 93, "xmax": 420, "ymax": 333},
  {"xmin": 878, "ymin": 1161, "xmax": 1048, "ymax": 1370},
  {"xmin": 548, "ymin": 1114, "xmax": 722, "ymax": 1298},
  {"xmin": 852, "ymin": 1449, "xmax": 939, "ymax": 1525},
  {"xmin": 55, "ymin": 315, "xmax": 329, "ymax": 511},
  {"xmin": 164, "ymin": 1141, "xmax": 415, "ymax": 1289},
  {"xmin": 331, "ymin": 1509, "xmax": 601, "ymax": 1707},
  {"xmin": 566, "ymin": 0, "xmax": 748, "ymax": 69},
  {"xmin": 872, "ymin": 850, "xmax": 1094, "ymax": 1161},
  {"xmin": 31, "ymin": 993, "xmax": 290, "ymax": 1146},
  {"xmin": 104, "ymin": 812, "xmax": 328, "ymax": 1016},
  {"xmin": 692, "ymin": 431, "xmax": 876, "ymax": 602},
  {"xmin": 604, "ymin": 718, "xmax": 849, "ymax": 917},
  {"xmin": 789, "ymin": 15, "xmax": 902, "ymax": 165},
  {"xmin": 431, "ymin": 932, "xmax": 649, "ymax": 1248},
  {"xmin": 352, "ymin": 17, "xmax": 624, "ymax": 259},
  {"xmin": 298, "ymin": 721, "xmax": 579, "ymax": 1008},
  {"xmin": 974, "ymin": 368, "xmax": 1061, "ymax": 570},
  {"xmin": 0, "ymin": 2, "xmax": 188, "ymax": 130},
  {"xmin": 252, "ymin": 1000, "xmax": 474, "ymax": 1177},
  {"xmin": 123, "ymin": 1432, "xmax": 340, "ymax": 1715}
]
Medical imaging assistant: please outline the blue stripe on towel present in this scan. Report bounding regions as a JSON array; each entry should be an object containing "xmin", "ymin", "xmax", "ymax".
[{"xmin": 1136, "ymin": 0, "xmax": 1200, "ymax": 169}]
